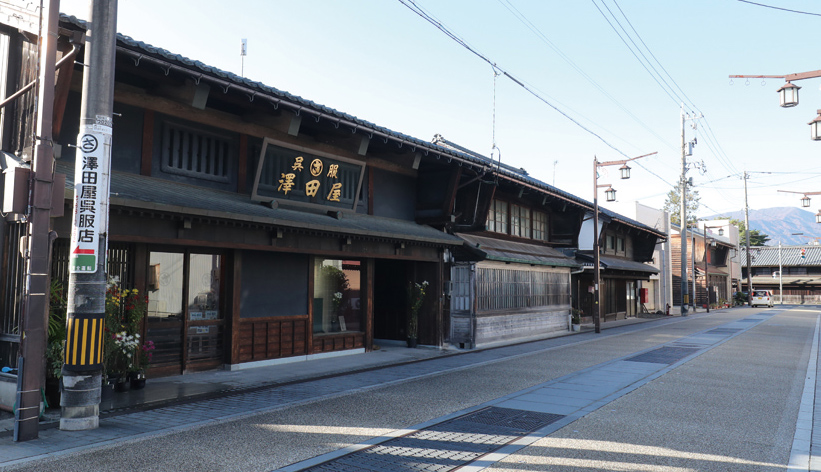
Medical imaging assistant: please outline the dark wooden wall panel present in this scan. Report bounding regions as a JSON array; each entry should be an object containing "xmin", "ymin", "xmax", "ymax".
[{"xmin": 238, "ymin": 316, "xmax": 308, "ymax": 363}]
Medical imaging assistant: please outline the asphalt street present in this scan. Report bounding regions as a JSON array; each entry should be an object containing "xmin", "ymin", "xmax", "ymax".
[{"xmin": 1, "ymin": 305, "xmax": 816, "ymax": 472}]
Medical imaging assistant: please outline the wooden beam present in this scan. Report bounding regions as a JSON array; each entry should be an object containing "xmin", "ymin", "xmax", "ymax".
[
  {"xmin": 238, "ymin": 134, "xmax": 248, "ymax": 194},
  {"xmin": 368, "ymin": 167, "xmax": 374, "ymax": 215},
  {"xmin": 288, "ymin": 113, "xmax": 302, "ymax": 136},
  {"xmin": 307, "ymin": 257, "xmax": 315, "ymax": 355},
  {"xmin": 52, "ymin": 42, "xmax": 75, "ymax": 140},
  {"xmin": 358, "ymin": 135, "xmax": 370, "ymax": 156},
  {"xmin": 442, "ymin": 167, "xmax": 462, "ymax": 217},
  {"xmin": 365, "ymin": 258, "xmax": 374, "ymax": 351},
  {"xmin": 112, "ymin": 83, "xmax": 373, "ymax": 164},
  {"xmin": 140, "ymin": 109, "xmax": 154, "ymax": 176},
  {"xmin": 230, "ymin": 249, "xmax": 242, "ymax": 365}
]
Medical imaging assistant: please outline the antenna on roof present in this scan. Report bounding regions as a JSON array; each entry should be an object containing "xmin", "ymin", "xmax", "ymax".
[{"xmin": 240, "ymin": 38, "xmax": 248, "ymax": 77}]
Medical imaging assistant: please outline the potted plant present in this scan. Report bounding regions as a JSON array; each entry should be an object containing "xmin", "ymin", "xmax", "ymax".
[
  {"xmin": 103, "ymin": 278, "xmax": 148, "ymax": 391},
  {"xmin": 570, "ymin": 308, "xmax": 582, "ymax": 332},
  {"xmin": 130, "ymin": 339, "xmax": 155, "ymax": 390},
  {"xmin": 407, "ymin": 281, "xmax": 429, "ymax": 348},
  {"xmin": 45, "ymin": 280, "xmax": 67, "ymax": 408}
]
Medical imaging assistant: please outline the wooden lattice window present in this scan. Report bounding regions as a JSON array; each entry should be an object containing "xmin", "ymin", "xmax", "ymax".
[{"xmin": 161, "ymin": 122, "xmax": 232, "ymax": 183}]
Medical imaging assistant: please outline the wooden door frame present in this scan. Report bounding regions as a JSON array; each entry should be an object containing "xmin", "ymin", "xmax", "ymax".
[{"xmin": 145, "ymin": 246, "xmax": 226, "ymax": 375}]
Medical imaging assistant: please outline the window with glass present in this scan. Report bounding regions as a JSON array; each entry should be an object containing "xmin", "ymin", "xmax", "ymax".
[
  {"xmin": 313, "ymin": 259, "xmax": 363, "ymax": 334},
  {"xmin": 510, "ymin": 205, "xmax": 531, "ymax": 238},
  {"xmin": 617, "ymin": 237, "xmax": 625, "ymax": 253},
  {"xmin": 532, "ymin": 211, "xmax": 548, "ymax": 241},
  {"xmin": 606, "ymin": 234, "xmax": 615, "ymax": 250},
  {"xmin": 486, "ymin": 200, "xmax": 508, "ymax": 234}
]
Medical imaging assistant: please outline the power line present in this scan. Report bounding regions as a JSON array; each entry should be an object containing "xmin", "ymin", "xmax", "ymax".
[
  {"xmin": 737, "ymin": 0, "xmax": 821, "ymax": 17},
  {"xmin": 396, "ymin": 0, "xmax": 656, "ymax": 165},
  {"xmin": 495, "ymin": 0, "xmax": 677, "ymax": 153}
]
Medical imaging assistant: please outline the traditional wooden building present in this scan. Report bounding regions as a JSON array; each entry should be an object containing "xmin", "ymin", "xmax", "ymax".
[
  {"xmin": 0, "ymin": 13, "xmax": 668, "ymax": 380},
  {"xmin": 434, "ymin": 137, "xmax": 665, "ymax": 344},
  {"xmin": 0, "ymin": 14, "xmax": 497, "ymax": 376},
  {"xmin": 740, "ymin": 245, "xmax": 821, "ymax": 304},
  {"xmin": 670, "ymin": 223, "xmax": 735, "ymax": 309},
  {"xmin": 575, "ymin": 209, "xmax": 665, "ymax": 322}
]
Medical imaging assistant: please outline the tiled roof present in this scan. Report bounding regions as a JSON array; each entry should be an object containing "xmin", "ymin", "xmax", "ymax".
[
  {"xmin": 740, "ymin": 246, "xmax": 821, "ymax": 267},
  {"xmin": 57, "ymin": 162, "xmax": 464, "ymax": 246},
  {"xmin": 456, "ymin": 233, "xmax": 580, "ymax": 268},
  {"xmin": 57, "ymin": 14, "xmax": 665, "ymax": 241}
]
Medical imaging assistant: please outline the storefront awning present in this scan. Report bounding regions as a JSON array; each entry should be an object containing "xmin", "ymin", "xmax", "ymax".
[
  {"xmin": 455, "ymin": 233, "xmax": 580, "ymax": 268},
  {"xmin": 58, "ymin": 163, "xmax": 464, "ymax": 247}
]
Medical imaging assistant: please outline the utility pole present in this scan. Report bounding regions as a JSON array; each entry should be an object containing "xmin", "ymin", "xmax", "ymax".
[
  {"xmin": 61, "ymin": 0, "xmax": 117, "ymax": 431},
  {"xmin": 778, "ymin": 240, "xmax": 783, "ymax": 305},
  {"xmin": 743, "ymin": 171, "xmax": 752, "ymax": 306},
  {"xmin": 14, "ymin": 0, "xmax": 60, "ymax": 442},
  {"xmin": 680, "ymin": 105, "xmax": 689, "ymax": 316}
]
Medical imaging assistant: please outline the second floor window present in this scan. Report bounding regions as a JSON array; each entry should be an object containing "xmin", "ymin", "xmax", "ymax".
[
  {"xmin": 162, "ymin": 122, "xmax": 232, "ymax": 183},
  {"xmin": 511, "ymin": 205, "xmax": 531, "ymax": 238},
  {"xmin": 532, "ymin": 211, "xmax": 548, "ymax": 241},
  {"xmin": 487, "ymin": 200, "xmax": 508, "ymax": 234}
]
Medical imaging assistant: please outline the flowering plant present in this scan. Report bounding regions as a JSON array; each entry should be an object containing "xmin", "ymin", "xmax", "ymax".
[
  {"xmin": 110, "ymin": 331, "xmax": 140, "ymax": 378},
  {"xmin": 104, "ymin": 277, "xmax": 151, "ymax": 379},
  {"xmin": 407, "ymin": 281, "xmax": 429, "ymax": 339},
  {"xmin": 138, "ymin": 340, "xmax": 155, "ymax": 371},
  {"xmin": 332, "ymin": 291, "xmax": 344, "ymax": 313}
]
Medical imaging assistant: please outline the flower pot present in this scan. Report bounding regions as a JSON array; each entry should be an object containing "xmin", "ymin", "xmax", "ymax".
[
  {"xmin": 114, "ymin": 379, "xmax": 130, "ymax": 393},
  {"xmin": 407, "ymin": 337, "xmax": 418, "ymax": 348},
  {"xmin": 571, "ymin": 324, "xmax": 581, "ymax": 332},
  {"xmin": 129, "ymin": 371, "xmax": 146, "ymax": 390}
]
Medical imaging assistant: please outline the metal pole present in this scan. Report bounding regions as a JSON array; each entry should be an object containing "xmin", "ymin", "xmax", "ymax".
[
  {"xmin": 14, "ymin": 0, "xmax": 60, "ymax": 442},
  {"xmin": 61, "ymin": 0, "xmax": 118, "ymax": 431},
  {"xmin": 593, "ymin": 157, "xmax": 601, "ymax": 334},
  {"xmin": 680, "ymin": 105, "xmax": 689, "ymax": 316},
  {"xmin": 744, "ymin": 171, "xmax": 752, "ymax": 306},
  {"xmin": 779, "ymin": 241, "xmax": 783, "ymax": 304}
]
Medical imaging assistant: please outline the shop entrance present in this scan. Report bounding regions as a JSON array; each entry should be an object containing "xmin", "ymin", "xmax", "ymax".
[
  {"xmin": 373, "ymin": 260, "xmax": 410, "ymax": 342},
  {"xmin": 373, "ymin": 260, "xmax": 438, "ymax": 345},
  {"xmin": 145, "ymin": 250, "xmax": 225, "ymax": 376}
]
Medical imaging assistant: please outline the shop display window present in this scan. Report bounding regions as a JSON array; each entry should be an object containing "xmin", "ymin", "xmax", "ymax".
[{"xmin": 313, "ymin": 259, "xmax": 363, "ymax": 334}]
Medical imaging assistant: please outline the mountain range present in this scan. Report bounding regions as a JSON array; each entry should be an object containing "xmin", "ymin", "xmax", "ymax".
[{"xmin": 706, "ymin": 207, "xmax": 819, "ymax": 246}]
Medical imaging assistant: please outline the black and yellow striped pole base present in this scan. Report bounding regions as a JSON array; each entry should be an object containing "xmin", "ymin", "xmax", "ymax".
[
  {"xmin": 60, "ymin": 313, "xmax": 104, "ymax": 431},
  {"xmin": 64, "ymin": 315, "xmax": 105, "ymax": 370}
]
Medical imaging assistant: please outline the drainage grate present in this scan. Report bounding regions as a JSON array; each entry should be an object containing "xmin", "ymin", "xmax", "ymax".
[
  {"xmin": 302, "ymin": 407, "xmax": 564, "ymax": 472},
  {"xmin": 626, "ymin": 346, "xmax": 700, "ymax": 365},
  {"xmin": 706, "ymin": 328, "xmax": 741, "ymax": 335}
]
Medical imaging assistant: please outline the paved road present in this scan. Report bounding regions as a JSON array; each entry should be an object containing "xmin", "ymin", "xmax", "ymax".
[{"xmin": 1, "ymin": 306, "xmax": 817, "ymax": 471}]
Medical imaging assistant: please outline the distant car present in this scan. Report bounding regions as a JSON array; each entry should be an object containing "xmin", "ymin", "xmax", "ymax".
[{"xmin": 751, "ymin": 290, "xmax": 774, "ymax": 308}]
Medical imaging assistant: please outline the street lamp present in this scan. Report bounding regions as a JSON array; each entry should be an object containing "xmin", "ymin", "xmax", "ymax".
[
  {"xmin": 777, "ymin": 190, "xmax": 821, "ymax": 209},
  {"xmin": 730, "ymin": 70, "xmax": 821, "ymax": 141},
  {"xmin": 592, "ymin": 152, "xmax": 656, "ymax": 334},
  {"xmin": 810, "ymin": 110, "xmax": 821, "ymax": 141},
  {"xmin": 777, "ymin": 82, "xmax": 800, "ymax": 108},
  {"xmin": 816, "ymin": 210, "xmax": 821, "ymax": 224}
]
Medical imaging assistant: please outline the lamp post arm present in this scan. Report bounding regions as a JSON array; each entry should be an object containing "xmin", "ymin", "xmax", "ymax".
[
  {"xmin": 778, "ymin": 190, "xmax": 821, "ymax": 196},
  {"xmin": 596, "ymin": 151, "xmax": 658, "ymax": 168},
  {"xmin": 730, "ymin": 70, "xmax": 821, "ymax": 82}
]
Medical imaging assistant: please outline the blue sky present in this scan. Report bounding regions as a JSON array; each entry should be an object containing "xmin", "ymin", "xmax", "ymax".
[{"xmin": 59, "ymin": 0, "xmax": 821, "ymax": 223}]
